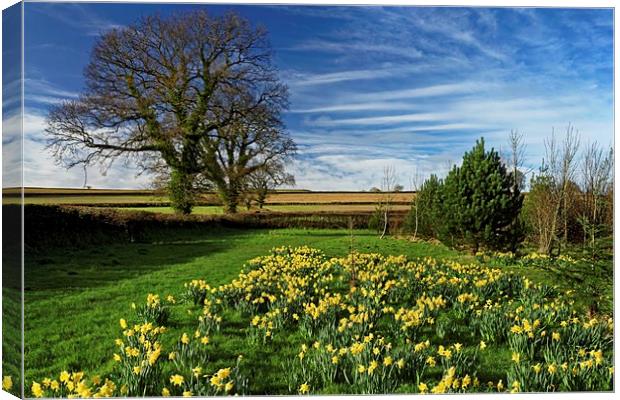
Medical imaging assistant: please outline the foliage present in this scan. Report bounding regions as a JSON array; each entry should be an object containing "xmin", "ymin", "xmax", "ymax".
[
  {"xmin": 168, "ymin": 170, "xmax": 195, "ymax": 215},
  {"xmin": 368, "ymin": 205, "xmax": 385, "ymax": 233},
  {"xmin": 404, "ymin": 174, "xmax": 443, "ymax": 239},
  {"xmin": 440, "ymin": 138, "xmax": 524, "ymax": 253}
]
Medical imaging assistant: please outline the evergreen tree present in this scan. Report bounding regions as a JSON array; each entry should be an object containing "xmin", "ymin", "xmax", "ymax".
[{"xmin": 441, "ymin": 138, "xmax": 524, "ymax": 253}]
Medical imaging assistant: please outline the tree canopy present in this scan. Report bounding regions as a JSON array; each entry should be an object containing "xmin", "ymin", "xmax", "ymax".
[{"xmin": 46, "ymin": 11, "xmax": 295, "ymax": 214}]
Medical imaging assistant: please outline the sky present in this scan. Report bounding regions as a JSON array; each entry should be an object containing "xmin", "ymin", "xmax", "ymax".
[{"xmin": 3, "ymin": 2, "xmax": 614, "ymax": 190}]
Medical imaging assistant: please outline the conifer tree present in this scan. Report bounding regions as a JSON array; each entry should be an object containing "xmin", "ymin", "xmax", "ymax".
[{"xmin": 441, "ymin": 138, "xmax": 524, "ymax": 253}]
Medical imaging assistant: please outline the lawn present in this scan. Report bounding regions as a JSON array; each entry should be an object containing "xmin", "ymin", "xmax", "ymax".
[
  {"xmin": 24, "ymin": 228, "xmax": 459, "ymax": 389},
  {"xmin": 23, "ymin": 227, "xmax": 612, "ymax": 395}
]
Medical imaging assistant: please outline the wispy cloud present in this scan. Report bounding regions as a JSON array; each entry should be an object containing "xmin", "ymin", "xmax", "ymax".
[
  {"xmin": 288, "ymin": 39, "xmax": 424, "ymax": 61},
  {"xmin": 291, "ymin": 101, "xmax": 415, "ymax": 114},
  {"xmin": 286, "ymin": 68, "xmax": 398, "ymax": 88},
  {"xmin": 307, "ymin": 112, "xmax": 447, "ymax": 127},
  {"xmin": 25, "ymin": 78, "xmax": 79, "ymax": 105},
  {"xmin": 30, "ymin": 3, "xmax": 123, "ymax": 36},
  {"xmin": 351, "ymin": 82, "xmax": 489, "ymax": 102}
]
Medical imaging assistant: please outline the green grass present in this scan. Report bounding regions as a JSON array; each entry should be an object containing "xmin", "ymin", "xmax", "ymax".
[
  {"xmin": 24, "ymin": 228, "xmax": 460, "ymax": 390},
  {"xmin": 23, "ymin": 227, "xmax": 611, "ymax": 394}
]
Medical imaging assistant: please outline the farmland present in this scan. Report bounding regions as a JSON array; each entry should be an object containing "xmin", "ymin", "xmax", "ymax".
[{"xmin": 9, "ymin": 187, "xmax": 414, "ymax": 209}]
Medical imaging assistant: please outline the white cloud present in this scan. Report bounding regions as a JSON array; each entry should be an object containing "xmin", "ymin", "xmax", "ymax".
[
  {"xmin": 30, "ymin": 3, "xmax": 123, "ymax": 36},
  {"xmin": 307, "ymin": 112, "xmax": 447, "ymax": 127},
  {"xmin": 352, "ymin": 82, "xmax": 489, "ymax": 102},
  {"xmin": 291, "ymin": 101, "xmax": 415, "ymax": 114},
  {"xmin": 289, "ymin": 39, "xmax": 424, "ymax": 61},
  {"xmin": 11, "ymin": 110, "xmax": 152, "ymax": 189},
  {"xmin": 287, "ymin": 68, "xmax": 397, "ymax": 88}
]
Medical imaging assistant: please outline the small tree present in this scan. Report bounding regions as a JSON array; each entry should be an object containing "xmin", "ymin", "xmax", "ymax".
[
  {"xmin": 524, "ymin": 125, "xmax": 582, "ymax": 255},
  {"xmin": 523, "ymin": 166, "xmax": 556, "ymax": 253},
  {"xmin": 405, "ymin": 174, "xmax": 444, "ymax": 240},
  {"xmin": 441, "ymin": 138, "xmax": 523, "ymax": 253},
  {"xmin": 244, "ymin": 162, "xmax": 295, "ymax": 209},
  {"xmin": 580, "ymin": 142, "xmax": 613, "ymax": 250},
  {"xmin": 380, "ymin": 166, "xmax": 397, "ymax": 239}
]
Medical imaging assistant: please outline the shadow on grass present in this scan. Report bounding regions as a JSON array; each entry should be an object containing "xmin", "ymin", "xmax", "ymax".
[{"xmin": 24, "ymin": 227, "xmax": 262, "ymax": 291}]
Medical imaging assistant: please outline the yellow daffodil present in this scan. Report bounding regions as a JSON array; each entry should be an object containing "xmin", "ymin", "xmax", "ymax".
[
  {"xmin": 2, "ymin": 376, "xmax": 12, "ymax": 391},
  {"xmin": 31, "ymin": 382, "xmax": 44, "ymax": 398},
  {"xmin": 170, "ymin": 375, "xmax": 184, "ymax": 386}
]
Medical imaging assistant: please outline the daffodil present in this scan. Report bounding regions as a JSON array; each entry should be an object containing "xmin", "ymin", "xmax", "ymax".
[
  {"xmin": 31, "ymin": 381, "xmax": 44, "ymax": 398},
  {"xmin": 170, "ymin": 375, "xmax": 184, "ymax": 386},
  {"xmin": 2, "ymin": 376, "xmax": 12, "ymax": 391},
  {"xmin": 181, "ymin": 333, "xmax": 190, "ymax": 344}
]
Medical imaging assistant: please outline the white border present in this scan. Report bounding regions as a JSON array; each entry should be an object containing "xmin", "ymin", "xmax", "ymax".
[{"xmin": 0, "ymin": 1, "xmax": 617, "ymax": 400}]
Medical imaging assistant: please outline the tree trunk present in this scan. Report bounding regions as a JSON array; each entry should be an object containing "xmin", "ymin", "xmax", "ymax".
[
  {"xmin": 380, "ymin": 209, "xmax": 389, "ymax": 239},
  {"xmin": 412, "ymin": 204, "xmax": 419, "ymax": 241},
  {"xmin": 472, "ymin": 239, "xmax": 479, "ymax": 255},
  {"xmin": 257, "ymin": 189, "xmax": 267, "ymax": 209},
  {"xmin": 169, "ymin": 168, "xmax": 194, "ymax": 215},
  {"xmin": 591, "ymin": 195, "xmax": 598, "ymax": 248},
  {"xmin": 219, "ymin": 183, "xmax": 240, "ymax": 214}
]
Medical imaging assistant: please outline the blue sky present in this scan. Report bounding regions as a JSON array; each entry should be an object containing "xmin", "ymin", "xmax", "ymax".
[{"xmin": 8, "ymin": 2, "xmax": 614, "ymax": 190}]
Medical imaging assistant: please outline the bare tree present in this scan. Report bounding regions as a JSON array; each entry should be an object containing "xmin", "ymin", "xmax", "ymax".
[
  {"xmin": 45, "ymin": 11, "xmax": 295, "ymax": 214},
  {"xmin": 379, "ymin": 166, "xmax": 397, "ymax": 239},
  {"xmin": 243, "ymin": 161, "xmax": 295, "ymax": 209},
  {"xmin": 507, "ymin": 129, "xmax": 528, "ymax": 192},
  {"xmin": 542, "ymin": 124, "xmax": 581, "ymax": 254},
  {"xmin": 527, "ymin": 163, "xmax": 557, "ymax": 253},
  {"xmin": 580, "ymin": 141, "xmax": 613, "ymax": 247}
]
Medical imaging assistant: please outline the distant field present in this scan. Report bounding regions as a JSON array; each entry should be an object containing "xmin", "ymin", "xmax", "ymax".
[{"xmin": 4, "ymin": 187, "xmax": 415, "ymax": 208}]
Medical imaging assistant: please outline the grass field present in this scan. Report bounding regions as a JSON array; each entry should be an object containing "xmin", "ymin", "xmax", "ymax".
[
  {"xmin": 23, "ymin": 226, "xmax": 612, "ymax": 395},
  {"xmin": 24, "ymin": 228, "xmax": 459, "ymax": 389}
]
